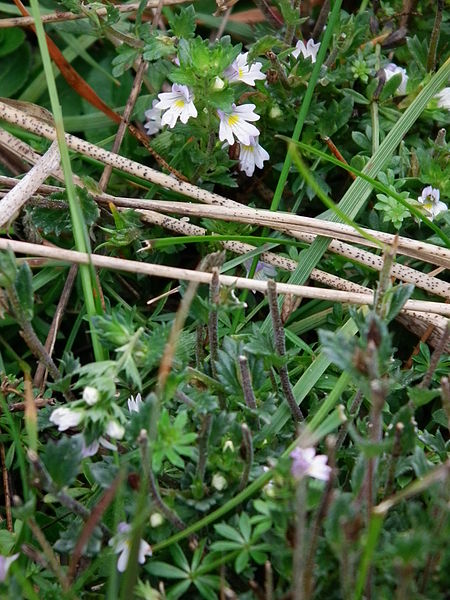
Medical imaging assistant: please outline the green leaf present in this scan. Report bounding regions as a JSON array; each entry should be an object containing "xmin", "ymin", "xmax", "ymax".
[
  {"xmin": 143, "ymin": 33, "xmax": 176, "ymax": 62},
  {"xmin": 15, "ymin": 262, "xmax": 34, "ymax": 321},
  {"xmin": 214, "ymin": 522, "xmax": 244, "ymax": 543},
  {"xmin": 234, "ymin": 549, "xmax": 249, "ymax": 574},
  {"xmin": 146, "ymin": 561, "xmax": 188, "ymax": 579},
  {"xmin": 239, "ymin": 512, "xmax": 251, "ymax": 542},
  {"xmin": 0, "ymin": 28, "xmax": 25, "ymax": 57},
  {"xmin": 41, "ymin": 436, "xmax": 83, "ymax": 489},
  {"xmin": 111, "ymin": 45, "xmax": 140, "ymax": 77},
  {"xmin": 408, "ymin": 387, "xmax": 441, "ymax": 408},
  {"xmin": 0, "ymin": 40, "xmax": 30, "ymax": 96},
  {"xmin": 168, "ymin": 5, "xmax": 196, "ymax": 38},
  {"xmin": 0, "ymin": 248, "xmax": 17, "ymax": 287}
]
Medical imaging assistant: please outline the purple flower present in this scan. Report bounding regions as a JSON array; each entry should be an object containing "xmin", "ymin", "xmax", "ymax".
[
  {"xmin": 290, "ymin": 446, "xmax": 331, "ymax": 481},
  {"xmin": 383, "ymin": 63, "xmax": 408, "ymax": 95},
  {"xmin": 0, "ymin": 553, "xmax": 19, "ymax": 582}
]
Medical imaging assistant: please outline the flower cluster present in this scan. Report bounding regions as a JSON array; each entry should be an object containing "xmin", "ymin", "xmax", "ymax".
[{"xmin": 145, "ymin": 53, "xmax": 269, "ymax": 177}]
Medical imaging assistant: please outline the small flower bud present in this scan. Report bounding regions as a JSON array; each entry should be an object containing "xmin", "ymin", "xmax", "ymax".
[
  {"xmin": 223, "ymin": 440, "xmax": 235, "ymax": 452},
  {"xmin": 83, "ymin": 386, "xmax": 99, "ymax": 406},
  {"xmin": 269, "ymin": 105, "xmax": 282, "ymax": 119},
  {"xmin": 150, "ymin": 512, "xmax": 164, "ymax": 527},
  {"xmin": 211, "ymin": 473, "xmax": 227, "ymax": 491},
  {"xmin": 213, "ymin": 76, "xmax": 225, "ymax": 90}
]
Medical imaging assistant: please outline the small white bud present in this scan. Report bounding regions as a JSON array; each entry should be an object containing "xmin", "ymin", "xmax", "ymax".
[
  {"xmin": 211, "ymin": 473, "xmax": 227, "ymax": 491},
  {"xmin": 213, "ymin": 76, "xmax": 225, "ymax": 90},
  {"xmin": 269, "ymin": 105, "xmax": 282, "ymax": 119},
  {"xmin": 83, "ymin": 386, "xmax": 99, "ymax": 406},
  {"xmin": 223, "ymin": 440, "xmax": 235, "ymax": 452},
  {"xmin": 106, "ymin": 420, "xmax": 125, "ymax": 440},
  {"xmin": 150, "ymin": 512, "xmax": 164, "ymax": 528}
]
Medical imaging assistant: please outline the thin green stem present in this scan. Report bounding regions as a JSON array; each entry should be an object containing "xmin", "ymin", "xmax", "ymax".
[{"xmin": 28, "ymin": 0, "xmax": 105, "ymax": 362}]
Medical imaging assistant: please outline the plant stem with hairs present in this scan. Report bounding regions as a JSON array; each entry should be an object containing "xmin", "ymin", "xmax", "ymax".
[
  {"xmin": 196, "ymin": 414, "xmax": 212, "ymax": 484},
  {"xmin": 208, "ymin": 268, "xmax": 220, "ymax": 378},
  {"xmin": 267, "ymin": 280, "xmax": 303, "ymax": 421},
  {"xmin": 238, "ymin": 424, "xmax": 253, "ymax": 492}
]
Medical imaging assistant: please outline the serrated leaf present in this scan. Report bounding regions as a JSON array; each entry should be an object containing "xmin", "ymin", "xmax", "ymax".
[
  {"xmin": 41, "ymin": 436, "xmax": 83, "ymax": 488},
  {"xmin": 168, "ymin": 5, "xmax": 196, "ymax": 39}
]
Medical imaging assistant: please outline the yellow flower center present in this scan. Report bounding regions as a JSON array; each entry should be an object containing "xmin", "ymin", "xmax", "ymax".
[
  {"xmin": 238, "ymin": 68, "xmax": 244, "ymax": 78},
  {"xmin": 175, "ymin": 99, "xmax": 185, "ymax": 108},
  {"xmin": 228, "ymin": 115, "xmax": 239, "ymax": 126},
  {"xmin": 243, "ymin": 145, "xmax": 254, "ymax": 152}
]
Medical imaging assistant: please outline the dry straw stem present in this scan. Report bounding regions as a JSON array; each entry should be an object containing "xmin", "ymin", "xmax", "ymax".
[
  {"xmin": 0, "ymin": 140, "xmax": 60, "ymax": 228},
  {"xmin": 0, "ymin": 0, "xmax": 189, "ymax": 28},
  {"xmin": 0, "ymin": 238, "xmax": 449, "ymax": 316},
  {"xmin": 123, "ymin": 200, "xmax": 450, "ymax": 269},
  {"xmin": 1, "ymin": 101, "xmax": 448, "ymax": 269},
  {"xmin": 1, "ymin": 124, "xmax": 448, "ymax": 302}
]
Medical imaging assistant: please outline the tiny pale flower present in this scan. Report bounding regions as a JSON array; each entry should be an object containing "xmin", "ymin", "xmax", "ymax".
[
  {"xmin": 144, "ymin": 99, "xmax": 163, "ymax": 136},
  {"xmin": 128, "ymin": 393, "xmax": 143, "ymax": 413},
  {"xmin": 0, "ymin": 553, "xmax": 19, "ymax": 582},
  {"xmin": 292, "ymin": 39, "xmax": 321, "ymax": 63},
  {"xmin": 83, "ymin": 386, "xmax": 99, "ymax": 406},
  {"xmin": 223, "ymin": 439, "xmax": 235, "ymax": 452},
  {"xmin": 50, "ymin": 407, "xmax": 83, "ymax": 431},
  {"xmin": 211, "ymin": 473, "xmax": 227, "ymax": 491},
  {"xmin": 224, "ymin": 52, "xmax": 266, "ymax": 86},
  {"xmin": 435, "ymin": 87, "xmax": 450, "ymax": 110},
  {"xmin": 106, "ymin": 420, "xmax": 125, "ymax": 440},
  {"xmin": 244, "ymin": 259, "xmax": 277, "ymax": 281},
  {"xmin": 154, "ymin": 84, "xmax": 197, "ymax": 129},
  {"xmin": 383, "ymin": 63, "xmax": 408, "ymax": 95},
  {"xmin": 217, "ymin": 103, "xmax": 260, "ymax": 146},
  {"xmin": 417, "ymin": 186, "xmax": 447, "ymax": 220},
  {"xmin": 109, "ymin": 522, "xmax": 152, "ymax": 573},
  {"xmin": 150, "ymin": 512, "xmax": 164, "ymax": 527},
  {"xmin": 290, "ymin": 446, "xmax": 331, "ymax": 481},
  {"xmin": 239, "ymin": 135, "xmax": 269, "ymax": 177},
  {"xmin": 269, "ymin": 105, "xmax": 282, "ymax": 119}
]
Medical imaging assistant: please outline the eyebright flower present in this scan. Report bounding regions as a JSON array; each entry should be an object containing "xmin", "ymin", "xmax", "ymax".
[
  {"xmin": 290, "ymin": 446, "xmax": 331, "ymax": 481},
  {"xmin": 417, "ymin": 186, "xmax": 447, "ymax": 220},
  {"xmin": 244, "ymin": 259, "xmax": 277, "ymax": 281},
  {"xmin": 144, "ymin": 99, "xmax": 163, "ymax": 135},
  {"xmin": 106, "ymin": 420, "xmax": 125, "ymax": 440},
  {"xmin": 83, "ymin": 386, "xmax": 99, "ymax": 406},
  {"xmin": 435, "ymin": 87, "xmax": 450, "ymax": 110},
  {"xmin": 239, "ymin": 136, "xmax": 269, "ymax": 177},
  {"xmin": 109, "ymin": 522, "xmax": 152, "ymax": 573},
  {"xmin": 292, "ymin": 39, "xmax": 321, "ymax": 63},
  {"xmin": 50, "ymin": 407, "xmax": 83, "ymax": 431},
  {"xmin": 154, "ymin": 84, "xmax": 197, "ymax": 128},
  {"xmin": 0, "ymin": 553, "xmax": 19, "ymax": 582},
  {"xmin": 224, "ymin": 52, "xmax": 266, "ymax": 86},
  {"xmin": 217, "ymin": 103, "xmax": 260, "ymax": 146},
  {"xmin": 150, "ymin": 512, "xmax": 164, "ymax": 527},
  {"xmin": 383, "ymin": 63, "xmax": 408, "ymax": 95},
  {"xmin": 127, "ymin": 393, "xmax": 143, "ymax": 413}
]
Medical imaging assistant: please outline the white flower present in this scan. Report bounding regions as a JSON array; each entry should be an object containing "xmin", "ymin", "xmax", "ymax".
[
  {"xmin": 290, "ymin": 446, "xmax": 331, "ymax": 481},
  {"xmin": 239, "ymin": 135, "xmax": 269, "ymax": 176},
  {"xmin": 217, "ymin": 103, "xmax": 260, "ymax": 146},
  {"xmin": 224, "ymin": 52, "xmax": 266, "ymax": 86},
  {"xmin": 211, "ymin": 473, "xmax": 227, "ymax": 491},
  {"xmin": 0, "ymin": 553, "xmax": 19, "ymax": 582},
  {"xmin": 417, "ymin": 186, "xmax": 447, "ymax": 220},
  {"xmin": 292, "ymin": 39, "xmax": 321, "ymax": 63},
  {"xmin": 83, "ymin": 386, "xmax": 99, "ymax": 406},
  {"xmin": 106, "ymin": 420, "xmax": 125, "ymax": 440},
  {"xmin": 128, "ymin": 393, "xmax": 143, "ymax": 413},
  {"xmin": 81, "ymin": 438, "xmax": 99, "ymax": 458},
  {"xmin": 109, "ymin": 522, "xmax": 152, "ymax": 573},
  {"xmin": 144, "ymin": 99, "xmax": 163, "ymax": 135},
  {"xmin": 150, "ymin": 512, "xmax": 164, "ymax": 527},
  {"xmin": 383, "ymin": 63, "xmax": 408, "ymax": 95},
  {"xmin": 154, "ymin": 84, "xmax": 197, "ymax": 128},
  {"xmin": 435, "ymin": 87, "xmax": 450, "ymax": 110},
  {"xmin": 49, "ymin": 407, "xmax": 83, "ymax": 431}
]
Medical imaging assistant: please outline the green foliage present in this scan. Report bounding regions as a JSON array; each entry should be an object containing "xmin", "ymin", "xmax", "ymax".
[
  {"xmin": 152, "ymin": 408, "xmax": 197, "ymax": 472},
  {"xmin": 41, "ymin": 436, "xmax": 82, "ymax": 488}
]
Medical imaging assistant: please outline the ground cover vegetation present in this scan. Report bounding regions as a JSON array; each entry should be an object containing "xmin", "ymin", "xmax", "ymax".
[{"xmin": 0, "ymin": 0, "xmax": 449, "ymax": 597}]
